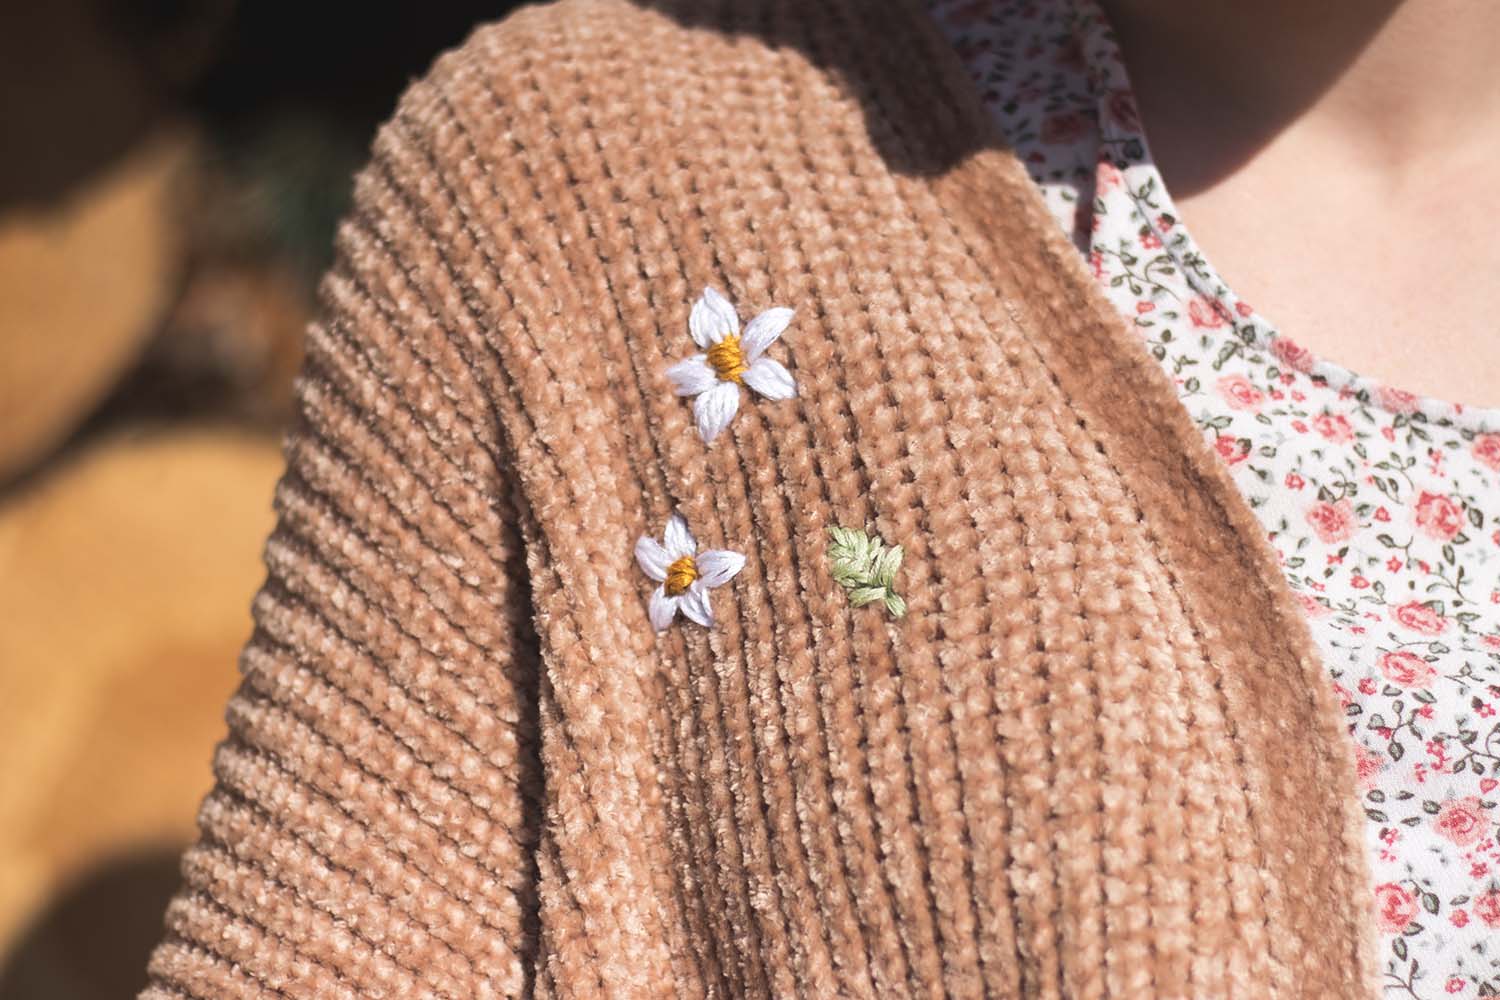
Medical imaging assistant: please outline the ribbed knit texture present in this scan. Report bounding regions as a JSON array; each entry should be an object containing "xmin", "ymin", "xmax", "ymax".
[{"xmin": 140, "ymin": 1, "xmax": 1380, "ymax": 997}]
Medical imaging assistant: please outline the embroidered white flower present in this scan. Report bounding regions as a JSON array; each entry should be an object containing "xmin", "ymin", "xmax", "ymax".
[
  {"xmin": 635, "ymin": 513, "xmax": 746, "ymax": 631},
  {"xmin": 666, "ymin": 286, "xmax": 796, "ymax": 442}
]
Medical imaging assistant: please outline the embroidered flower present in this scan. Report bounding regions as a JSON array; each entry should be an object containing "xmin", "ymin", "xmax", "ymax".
[
  {"xmin": 635, "ymin": 513, "xmax": 745, "ymax": 631},
  {"xmin": 666, "ymin": 286, "xmax": 796, "ymax": 442},
  {"xmin": 826, "ymin": 525, "xmax": 907, "ymax": 618}
]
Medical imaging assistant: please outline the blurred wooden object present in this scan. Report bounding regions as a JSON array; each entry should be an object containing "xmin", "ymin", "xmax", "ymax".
[
  {"xmin": 0, "ymin": 428, "xmax": 283, "ymax": 982},
  {"xmin": 0, "ymin": 136, "xmax": 189, "ymax": 484},
  {"xmin": 0, "ymin": 4, "xmax": 517, "ymax": 996}
]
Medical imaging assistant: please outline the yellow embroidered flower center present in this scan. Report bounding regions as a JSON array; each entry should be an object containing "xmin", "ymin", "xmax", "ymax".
[
  {"xmin": 664, "ymin": 555, "xmax": 699, "ymax": 596},
  {"xmin": 706, "ymin": 333, "xmax": 749, "ymax": 383}
]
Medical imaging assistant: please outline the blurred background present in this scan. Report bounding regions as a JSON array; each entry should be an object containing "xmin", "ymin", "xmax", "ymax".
[{"xmin": 0, "ymin": 2, "xmax": 519, "ymax": 995}]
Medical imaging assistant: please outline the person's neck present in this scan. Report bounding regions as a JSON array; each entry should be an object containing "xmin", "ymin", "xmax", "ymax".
[{"xmin": 1095, "ymin": 0, "xmax": 1500, "ymax": 192}]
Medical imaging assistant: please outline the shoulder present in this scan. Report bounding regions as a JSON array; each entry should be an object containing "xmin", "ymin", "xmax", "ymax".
[
  {"xmin": 316, "ymin": 0, "xmax": 1046, "ymax": 487},
  {"xmin": 372, "ymin": 0, "xmax": 789, "ymax": 177},
  {"xmin": 332, "ymin": 0, "xmax": 802, "ymax": 321},
  {"xmin": 324, "ymin": 0, "xmax": 830, "ymax": 429}
]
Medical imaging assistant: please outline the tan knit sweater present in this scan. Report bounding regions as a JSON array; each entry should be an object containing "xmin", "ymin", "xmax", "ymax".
[{"xmin": 140, "ymin": 1, "xmax": 1380, "ymax": 997}]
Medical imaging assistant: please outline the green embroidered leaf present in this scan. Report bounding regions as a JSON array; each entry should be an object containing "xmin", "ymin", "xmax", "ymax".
[
  {"xmin": 873, "ymin": 545, "xmax": 903, "ymax": 587},
  {"xmin": 827, "ymin": 525, "xmax": 861, "ymax": 551},
  {"xmin": 826, "ymin": 525, "xmax": 906, "ymax": 619}
]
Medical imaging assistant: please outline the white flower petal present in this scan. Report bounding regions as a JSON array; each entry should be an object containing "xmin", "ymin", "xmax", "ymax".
[
  {"xmin": 634, "ymin": 535, "xmax": 671, "ymax": 581},
  {"xmin": 663, "ymin": 513, "xmax": 697, "ymax": 559},
  {"xmin": 679, "ymin": 584, "xmax": 715, "ymax": 627},
  {"xmin": 665, "ymin": 355, "xmax": 716, "ymax": 396},
  {"xmin": 696, "ymin": 549, "xmax": 746, "ymax": 588},
  {"xmin": 742, "ymin": 356, "xmax": 797, "ymax": 400},
  {"xmin": 694, "ymin": 381, "xmax": 741, "ymax": 442},
  {"xmin": 649, "ymin": 588, "xmax": 681, "ymax": 632},
  {"xmin": 689, "ymin": 286, "xmax": 740, "ymax": 348},
  {"xmin": 741, "ymin": 306, "xmax": 794, "ymax": 360}
]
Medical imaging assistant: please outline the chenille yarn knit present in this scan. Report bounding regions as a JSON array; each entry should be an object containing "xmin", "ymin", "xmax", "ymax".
[{"xmin": 140, "ymin": 1, "xmax": 1381, "ymax": 997}]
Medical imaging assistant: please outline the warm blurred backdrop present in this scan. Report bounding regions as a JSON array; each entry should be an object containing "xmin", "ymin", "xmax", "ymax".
[{"xmin": 0, "ymin": 2, "xmax": 518, "ymax": 995}]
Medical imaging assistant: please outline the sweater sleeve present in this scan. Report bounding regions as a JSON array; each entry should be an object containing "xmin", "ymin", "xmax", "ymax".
[{"xmin": 140, "ymin": 71, "xmax": 544, "ymax": 1000}]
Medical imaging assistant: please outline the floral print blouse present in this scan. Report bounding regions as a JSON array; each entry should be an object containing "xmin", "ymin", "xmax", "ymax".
[{"xmin": 927, "ymin": 1, "xmax": 1500, "ymax": 995}]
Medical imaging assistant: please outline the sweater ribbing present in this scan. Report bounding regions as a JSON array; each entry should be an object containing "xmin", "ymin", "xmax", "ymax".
[{"xmin": 140, "ymin": 1, "xmax": 1379, "ymax": 997}]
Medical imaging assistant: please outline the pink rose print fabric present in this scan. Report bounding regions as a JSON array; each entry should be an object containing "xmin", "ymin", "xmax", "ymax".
[{"xmin": 928, "ymin": 0, "xmax": 1500, "ymax": 994}]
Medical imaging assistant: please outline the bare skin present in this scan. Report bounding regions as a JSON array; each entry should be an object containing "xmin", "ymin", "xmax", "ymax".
[{"xmin": 1095, "ymin": 0, "xmax": 1500, "ymax": 408}]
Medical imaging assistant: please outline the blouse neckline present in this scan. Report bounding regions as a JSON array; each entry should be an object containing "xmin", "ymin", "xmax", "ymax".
[{"xmin": 1065, "ymin": 0, "xmax": 1500, "ymax": 434}]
